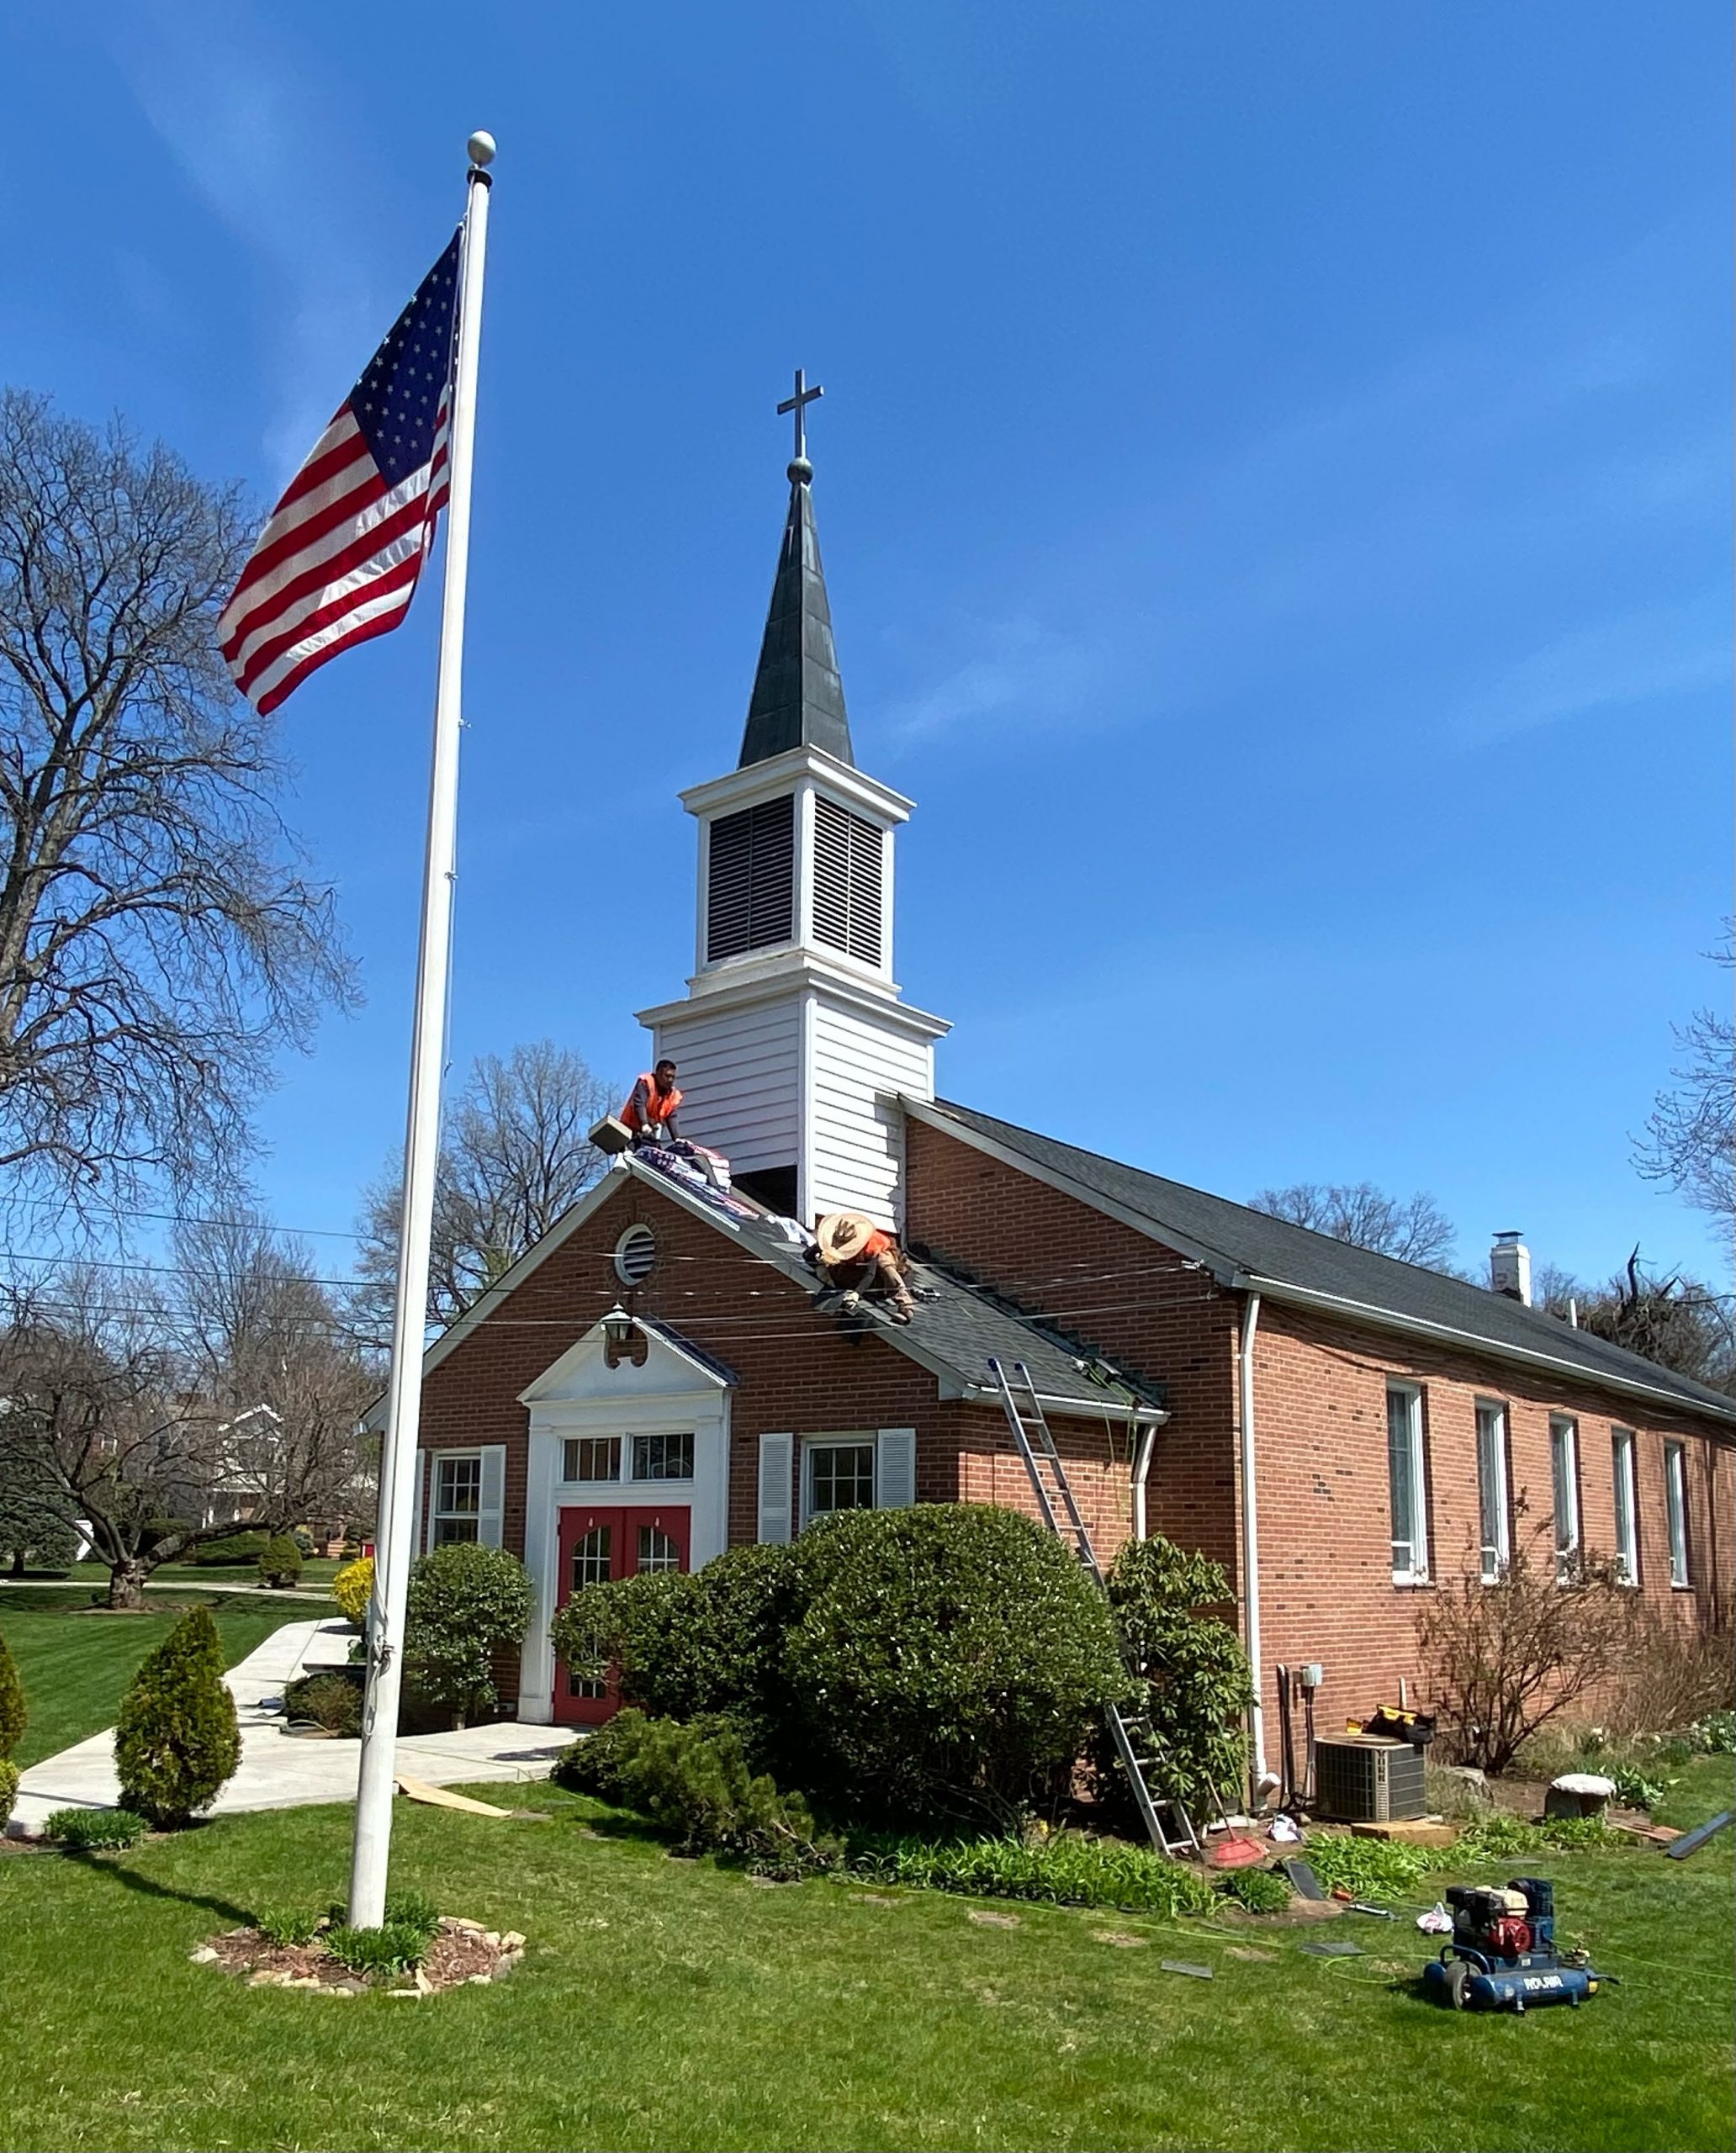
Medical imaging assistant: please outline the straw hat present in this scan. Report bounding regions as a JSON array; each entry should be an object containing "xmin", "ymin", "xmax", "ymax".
[{"xmin": 816, "ymin": 1210, "xmax": 880, "ymax": 1263}]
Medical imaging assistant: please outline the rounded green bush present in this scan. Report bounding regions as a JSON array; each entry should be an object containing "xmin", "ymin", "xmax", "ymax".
[
  {"xmin": 282, "ymin": 1670, "xmax": 363, "ymax": 1737},
  {"xmin": 114, "ymin": 1605, "xmax": 241, "ymax": 1826},
  {"xmin": 0, "ymin": 1756, "xmax": 19, "ymax": 1828},
  {"xmin": 257, "ymin": 1533, "xmax": 304, "ymax": 1588},
  {"xmin": 784, "ymin": 1505, "xmax": 1128, "ymax": 1826},
  {"xmin": 404, "ymin": 1542, "xmax": 534, "ymax": 1727}
]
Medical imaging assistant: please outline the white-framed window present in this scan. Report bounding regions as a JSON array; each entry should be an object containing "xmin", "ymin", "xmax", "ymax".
[
  {"xmin": 1612, "ymin": 1430, "xmax": 1639, "ymax": 1586},
  {"xmin": 1665, "ymin": 1441, "xmax": 1691, "ymax": 1587},
  {"xmin": 431, "ymin": 1452, "xmax": 482, "ymax": 1545},
  {"xmin": 1549, "ymin": 1416, "xmax": 1580, "ymax": 1581},
  {"xmin": 1474, "ymin": 1399, "xmax": 1511, "ymax": 1583},
  {"xmin": 804, "ymin": 1436, "xmax": 877, "ymax": 1523},
  {"xmin": 614, "ymin": 1225, "xmax": 657, "ymax": 1286},
  {"xmin": 631, "ymin": 1431, "xmax": 694, "ymax": 1482},
  {"xmin": 1385, "ymin": 1383, "xmax": 1428, "ymax": 1583},
  {"xmin": 564, "ymin": 1436, "xmax": 621, "ymax": 1484}
]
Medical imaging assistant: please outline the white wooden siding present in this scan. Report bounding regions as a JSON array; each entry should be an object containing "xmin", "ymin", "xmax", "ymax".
[
  {"xmin": 654, "ymin": 997, "xmax": 802, "ymax": 1173},
  {"xmin": 809, "ymin": 995, "xmax": 934, "ymax": 1225}
]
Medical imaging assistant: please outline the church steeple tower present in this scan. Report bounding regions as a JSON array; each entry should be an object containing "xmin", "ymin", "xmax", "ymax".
[
  {"xmin": 738, "ymin": 371, "xmax": 854, "ymax": 770},
  {"xmin": 635, "ymin": 375, "xmax": 949, "ymax": 1227}
]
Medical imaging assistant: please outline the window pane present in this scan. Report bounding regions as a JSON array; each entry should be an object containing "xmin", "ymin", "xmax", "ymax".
[
  {"xmin": 569, "ymin": 1524, "xmax": 612, "ymax": 1593},
  {"xmin": 1612, "ymin": 1434, "xmax": 1637, "ymax": 1584},
  {"xmin": 631, "ymin": 1432, "xmax": 694, "ymax": 1482},
  {"xmin": 637, "ymin": 1525, "xmax": 681, "ymax": 1574},
  {"xmin": 1476, "ymin": 1404, "xmax": 1507, "ymax": 1581},
  {"xmin": 1386, "ymin": 1389, "xmax": 1416, "ymax": 1574},
  {"xmin": 1551, "ymin": 1421, "xmax": 1579, "ymax": 1579},
  {"xmin": 1665, "ymin": 1444, "xmax": 1689, "ymax": 1584},
  {"xmin": 432, "ymin": 1516, "xmax": 479, "ymax": 1546},
  {"xmin": 564, "ymin": 1436, "xmax": 621, "ymax": 1484},
  {"xmin": 809, "ymin": 1442, "xmax": 876, "ymax": 1519},
  {"xmin": 436, "ymin": 1455, "xmax": 481, "ymax": 1515}
]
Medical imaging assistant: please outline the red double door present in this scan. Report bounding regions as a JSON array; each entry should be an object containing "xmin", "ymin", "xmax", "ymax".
[{"xmin": 553, "ymin": 1500, "xmax": 691, "ymax": 1724}]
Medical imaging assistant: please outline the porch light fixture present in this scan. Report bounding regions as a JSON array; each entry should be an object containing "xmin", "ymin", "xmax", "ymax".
[{"xmin": 601, "ymin": 1304, "xmax": 636, "ymax": 1353}]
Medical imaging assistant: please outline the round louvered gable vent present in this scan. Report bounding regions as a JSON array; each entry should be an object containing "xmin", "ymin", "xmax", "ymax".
[{"xmin": 614, "ymin": 1225, "xmax": 657, "ymax": 1286}]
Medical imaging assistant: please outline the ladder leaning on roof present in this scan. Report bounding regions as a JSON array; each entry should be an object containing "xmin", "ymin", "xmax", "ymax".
[{"xmin": 987, "ymin": 1357, "xmax": 1203, "ymax": 1859}]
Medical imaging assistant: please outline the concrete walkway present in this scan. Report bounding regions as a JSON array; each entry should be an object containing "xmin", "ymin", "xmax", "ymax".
[{"xmin": 8, "ymin": 1616, "xmax": 567, "ymax": 1838}]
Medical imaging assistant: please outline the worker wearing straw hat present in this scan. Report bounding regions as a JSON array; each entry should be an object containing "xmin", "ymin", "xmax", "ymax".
[{"xmin": 812, "ymin": 1210, "xmax": 918, "ymax": 1323}]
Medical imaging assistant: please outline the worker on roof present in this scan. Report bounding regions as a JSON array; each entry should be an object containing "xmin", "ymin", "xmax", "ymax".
[
  {"xmin": 620, "ymin": 1060, "xmax": 683, "ymax": 1148},
  {"xmin": 811, "ymin": 1210, "xmax": 917, "ymax": 1324}
]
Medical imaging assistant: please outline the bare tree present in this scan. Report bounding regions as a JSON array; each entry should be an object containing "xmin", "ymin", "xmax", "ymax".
[
  {"xmin": 356, "ymin": 1039, "xmax": 611, "ymax": 1332},
  {"xmin": 1635, "ymin": 922, "xmax": 1733, "ymax": 1251},
  {"xmin": 1247, "ymin": 1180, "xmax": 1461, "ymax": 1271},
  {"xmin": 0, "ymin": 389, "xmax": 354, "ymax": 1226},
  {"xmin": 0, "ymin": 1221, "xmax": 373, "ymax": 1607}
]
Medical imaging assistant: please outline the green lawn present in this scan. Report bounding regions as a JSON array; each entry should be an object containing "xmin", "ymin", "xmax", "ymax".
[
  {"xmin": 59, "ymin": 1556, "xmax": 346, "ymax": 1590},
  {"xmin": 0, "ymin": 1595, "xmax": 329, "ymax": 1768},
  {"xmin": 2, "ymin": 1759, "xmax": 1730, "ymax": 2153}
]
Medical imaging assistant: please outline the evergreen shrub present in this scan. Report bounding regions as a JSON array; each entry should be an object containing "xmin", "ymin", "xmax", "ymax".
[
  {"xmin": 1098, "ymin": 1536, "xmax": 1253, "ymax": 1818},
  {"xmin": 114, "ymin": 1605, "xmax": 241, "ymax": 1824},
  {"xmin": 282, "ymin": 1669, "xmax": 363, "ymax": 1737},
  {"xmin": 556, "ymin": 1507, "xmax": 1128, "ymax": 1828},
  {"xmin": 257, "ymin": 1534, "xmax": 304, "ymax": 1588},
  {"xmin": 0, "ymin": 1759, "xmax": 18, "ymax": 1825},
  {"xmin": 557, "ymin": 1708, "xmax": 838, "ymax": 1875},
  {"xmin": 404, "ymin": 1542, "xmax": 533, "ymax": 1727}
]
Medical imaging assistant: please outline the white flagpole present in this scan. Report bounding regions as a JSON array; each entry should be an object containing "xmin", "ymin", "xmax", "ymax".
[{"xmin": 347, "ymin": 130, "xmax": 495, "ymax": 1930}]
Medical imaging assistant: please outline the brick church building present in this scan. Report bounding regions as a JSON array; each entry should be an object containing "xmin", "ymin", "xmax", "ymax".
[{"xmin": 403, "ymin": 424, "xmax": 1735, "ymax": 1780}]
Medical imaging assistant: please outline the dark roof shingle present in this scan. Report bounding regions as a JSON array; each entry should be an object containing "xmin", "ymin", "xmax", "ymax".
[{"xmin": 918, "ymin": 1098, "xmax": 1736, "ymax": 1428}]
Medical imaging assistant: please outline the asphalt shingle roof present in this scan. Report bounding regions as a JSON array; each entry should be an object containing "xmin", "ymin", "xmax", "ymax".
[
  {"xmin": 921, "ymin": 1098, "xmax": 1736, "ymax": 1428},
  {"xmin": 722, "ymin": 1199, "xmax": 1158, "ymax": 1415}
]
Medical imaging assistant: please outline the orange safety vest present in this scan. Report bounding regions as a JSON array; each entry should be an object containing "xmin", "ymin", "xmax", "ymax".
[
  {"xmin": 861, "ymin": 1227, "xmax": 893, "ymax": 1259},
  {"xmin": 621, "ymin": 1071, "xmax": 682, "ymax": 1132}
]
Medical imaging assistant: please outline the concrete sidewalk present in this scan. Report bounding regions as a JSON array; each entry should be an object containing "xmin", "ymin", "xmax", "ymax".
[{"xmin": 8, "ymin": 1616, "xmax": 567, "ymax": 1838}]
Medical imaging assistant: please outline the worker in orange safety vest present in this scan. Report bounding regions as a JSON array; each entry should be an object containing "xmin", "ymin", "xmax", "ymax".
[
  {"xmin": 812, "ymin": 1209, "xmax": 917, "ymax": 1323},
  {"xmin": 620, "ymin": 1060, "xmax": 684, "ymax": 1146}
]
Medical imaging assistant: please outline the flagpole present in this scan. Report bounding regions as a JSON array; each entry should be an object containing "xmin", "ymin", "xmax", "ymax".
[{"xmin": 347, "ymin": 130, "xmax": 495, "ymax": 1930}]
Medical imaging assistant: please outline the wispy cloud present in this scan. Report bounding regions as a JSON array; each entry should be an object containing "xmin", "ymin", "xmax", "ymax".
[
  {"xmin": 107, "ymin": 1, "xmax": 387, "ymax": 479},
  {"xmin": 1449, "ymin": 602, "xmax": 1731, "ymax": 747},
  {"xmin": 881, "ymin": 616, "xmax": 1108, "ymax": 743}
]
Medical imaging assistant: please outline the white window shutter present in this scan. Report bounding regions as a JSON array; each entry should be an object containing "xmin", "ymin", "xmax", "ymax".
[
  {"xmin": 478, "ymin": 1445, "xmax": 506, "ymax": 1549},
  {"xmin": 876, "ymin": 1428, "xmax": 917, "ymax": 1510},
  {"xmin": 420, "ymin": 1451, "xmax": 433, "ymax": 1553},
  {"xmin": 757, "ymin": 1433, "xmax": 793, "ymax": 1544}
]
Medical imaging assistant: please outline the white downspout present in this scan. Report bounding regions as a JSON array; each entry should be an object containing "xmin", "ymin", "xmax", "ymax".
[
  {"xmin": 1237, "ymin": 1292, "xmax": 1267, "ymax": 1783},
  {"xmin": 1130, "ymin": 1417, "xmax": 1158, "ymax": 1542}
]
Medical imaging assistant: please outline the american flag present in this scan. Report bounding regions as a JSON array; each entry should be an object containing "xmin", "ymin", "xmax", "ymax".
[{"xmin": 220, "ymin": 232, "xmax": 463, "ymax": 716}]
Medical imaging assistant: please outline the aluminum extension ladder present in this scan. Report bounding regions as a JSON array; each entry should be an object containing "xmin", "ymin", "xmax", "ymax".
[{"xmin": 987, "ymin": 1356, "xmax": 1203, "ymax": 1859}]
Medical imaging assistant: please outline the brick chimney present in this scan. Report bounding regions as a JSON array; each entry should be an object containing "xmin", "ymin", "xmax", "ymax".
[{"xmin": 1490, "ymin": 1230, "xmax": 1532, "ymax": 1306}]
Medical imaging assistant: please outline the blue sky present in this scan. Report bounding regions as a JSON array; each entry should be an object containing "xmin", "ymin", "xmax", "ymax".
[{"xmin": 7, "ymin": 2, "xmax": 1730, "ymax": 1287}]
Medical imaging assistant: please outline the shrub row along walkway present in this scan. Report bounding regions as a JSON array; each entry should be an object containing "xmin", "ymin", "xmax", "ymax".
[{"xmin": 7, "ymin": 1617, "xmax": 565, "ymax": 1836}]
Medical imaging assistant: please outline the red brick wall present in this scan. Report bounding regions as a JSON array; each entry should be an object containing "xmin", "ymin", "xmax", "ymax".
[
  {"xmin": 1251, "ymin": 1301, "xmax": 1735, "ymax": 1735},
  {"xmin": 902, "ymin": 1116, "xmax": 1243, "ymax": 1576}
]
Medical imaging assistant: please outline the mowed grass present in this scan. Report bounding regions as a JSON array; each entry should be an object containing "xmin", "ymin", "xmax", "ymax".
[
  {"xmin": 0, "ymin": 1595, "xmax": 329, "ymax": 1767},
  {"xmin": 1, "ymin": 1760, "xmax": 1731, "ymax": 2153},
  {"xmin": 61, "ymin": 1555, "xmax": 346, "ymax": 1590}
]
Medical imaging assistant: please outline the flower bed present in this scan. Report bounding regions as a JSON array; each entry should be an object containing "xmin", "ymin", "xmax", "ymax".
[{"xmin": 192, "ymin": 1916, "xmax": 525, "ymax": 1996}]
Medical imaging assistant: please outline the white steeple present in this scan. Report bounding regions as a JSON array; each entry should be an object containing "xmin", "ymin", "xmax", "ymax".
[{"xmin": 635, "ymin": 395, "xmax": 948, "ymax": 1227}]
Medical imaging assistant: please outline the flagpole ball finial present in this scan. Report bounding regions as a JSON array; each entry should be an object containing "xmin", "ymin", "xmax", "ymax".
[
  {"xmin": 788, "ymin": 456, "xmax": 813, "ymax": 484},
  {"xmin": 467, "ymin": 131, "xmax": 497, "ymax": 168}
]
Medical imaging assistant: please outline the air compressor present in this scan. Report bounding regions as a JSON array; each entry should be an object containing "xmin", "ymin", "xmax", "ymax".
[{"xmin": 1421, "ymin": 1877, "xmax": 1603, "ymax": 2013}]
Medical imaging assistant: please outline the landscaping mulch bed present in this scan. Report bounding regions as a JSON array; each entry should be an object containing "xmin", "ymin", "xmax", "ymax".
[{"xmin": 195, "ymin": 1917, "xmax": 525, "ymax": 1996}]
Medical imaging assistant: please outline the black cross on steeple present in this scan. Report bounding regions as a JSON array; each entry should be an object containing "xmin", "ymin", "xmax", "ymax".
[{"xmin": 777, "ymin": 367, "xmax": 823, "ymax": 469}]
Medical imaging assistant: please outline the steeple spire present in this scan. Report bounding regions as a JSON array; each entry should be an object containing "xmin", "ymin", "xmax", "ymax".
[{"xmin": 738, "ymin": 368, "xmax": 855, "ymax": 770}]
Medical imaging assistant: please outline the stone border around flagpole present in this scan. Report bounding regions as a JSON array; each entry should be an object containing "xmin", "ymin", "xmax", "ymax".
[{"xmin": 346, "ymin": 134, "xmax": 495, "ymax": 1931}]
